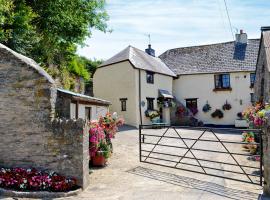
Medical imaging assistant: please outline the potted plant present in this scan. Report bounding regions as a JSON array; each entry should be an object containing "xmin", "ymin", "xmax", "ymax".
[
  {"xmin": 89, "ymin": 113, "xmax": 124, "ymax": 167},
  {"xmin": 211, "ymin": 109, "xmax": 224, "ymax": 118},
  {"xmin": 222, "ymin": 101, "xmax": 232, "ymax": 111},
  {"xmin": 202, "ymin": 102, "xmax": 211, "ymax": 113},
  {"xmin": 145, "ymin": 110, "xmax": 160, "ymax": 120},
  {"xmin": 235, "ymin": 112, "xmax": 249, "ymax": 128},
  {"xmin": 92, "ymin": 141, "xmax": 111, "ymax": 167}
]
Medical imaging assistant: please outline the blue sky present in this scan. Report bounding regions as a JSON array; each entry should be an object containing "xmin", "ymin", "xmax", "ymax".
[{"xmin": 77, "ymin": 0, "xmax": 270, "ymax": 60}]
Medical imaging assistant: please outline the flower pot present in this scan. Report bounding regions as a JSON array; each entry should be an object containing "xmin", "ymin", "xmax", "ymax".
[{"xmin": 92, "ymin": 154, "xmax": 107, "ymax": 166}]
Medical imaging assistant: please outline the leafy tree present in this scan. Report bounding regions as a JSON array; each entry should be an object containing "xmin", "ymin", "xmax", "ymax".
[{"xmin": 0, "ymin": 0, "xmax": 109, "ymax": 90}]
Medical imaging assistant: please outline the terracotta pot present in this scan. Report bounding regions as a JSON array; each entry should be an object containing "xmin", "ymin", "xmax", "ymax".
[{"xmin": 92, "ymin": 154, "xmax": 107, "ymax": 167}]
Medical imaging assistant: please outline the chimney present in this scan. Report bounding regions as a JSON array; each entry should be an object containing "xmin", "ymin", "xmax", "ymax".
[
  {"xmin": 145, "ymin": 44, "xmax": 155, "ymax": 57},
  {"xmin": 235, "ymin": 29, "xmax": 248, "ymax": 44}
]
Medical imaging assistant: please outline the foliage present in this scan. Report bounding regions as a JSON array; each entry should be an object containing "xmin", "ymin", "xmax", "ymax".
[
  {"xmin": 145, "ymin": 110, "xmax": 160, "ymax": 120},
  {"xmin": 0, "ymin": 0, "xmax": 109, "ymax": 89},
  {"xmin": 242, "ymin": 132, "xmax": 258, "ymax": 155},
  {"xmin": 0, "ymin": 167, "xmax": 77, "ymax": 192},
  {"xmin": 237, "ymin": 112, "xmax": 243, "ymax": 119},
  {"xmin": 97, "ymin": 141, "xmax": 110, "ymax": 159},
  {"xmin": 242, "ymin": 103, "xmax": 270, "ymax": 128},
  {"xmin": 202, "ymin": 102, "xmax": 211, "ymax": 113},
  {"xmin": 222, "ymin": 101, "xmax": 232, "ymax": 111},
  {"xmin": 189, "ymin": 107, "xmax": 198, "ymax": 115},
  {"xmin": 211, "ymin": 109, "xmax": 224, "ymax": 119}
]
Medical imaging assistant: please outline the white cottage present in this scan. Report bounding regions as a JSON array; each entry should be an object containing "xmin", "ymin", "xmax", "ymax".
[{"xmin": 94, "ymin": 31, "xmax": 259, "ymax": 128}]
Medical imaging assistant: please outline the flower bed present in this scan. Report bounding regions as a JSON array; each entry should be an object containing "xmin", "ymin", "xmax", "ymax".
[
  {"xmin": 0, "ymin": 167, "xmax": 77, "ymax": 192},
  {"xmin": 89, "ymin": 112, "xmax": 124, "ymax": 166}
]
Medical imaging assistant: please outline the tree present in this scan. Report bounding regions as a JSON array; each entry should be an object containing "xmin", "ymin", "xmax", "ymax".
[{"xmin": 0, "ymin": 0, "xmax": 109, "ymax": 90}]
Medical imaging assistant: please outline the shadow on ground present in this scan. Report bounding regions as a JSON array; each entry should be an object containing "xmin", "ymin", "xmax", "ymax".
[{"xmin": 127, "ymin": 166, "xmax": 260, "ymax": 200}]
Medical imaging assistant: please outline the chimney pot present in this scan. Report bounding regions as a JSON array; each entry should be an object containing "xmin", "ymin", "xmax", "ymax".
[
  {"xmin": 145, "ymin": 44, "xmax": 155, "ymax": 57},
  {"xmin": 235, "ymin": 30, "xmax": 248, "ymax": 44}
]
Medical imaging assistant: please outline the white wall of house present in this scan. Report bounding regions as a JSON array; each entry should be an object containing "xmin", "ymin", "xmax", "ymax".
[
  {"xmin": 93, "ymin": 61, "xmax": 139, "ymax": 127},
  {"xmin": 139, "ymin": 70, "xmax": 173, "ymax": 125},
  {"xmin": 173, "ymin": 72, "xmax": 254, "ymax": 125},
  {"xmin": 70, "ymin": 103, "xmax": 108, "ymax": 120}
]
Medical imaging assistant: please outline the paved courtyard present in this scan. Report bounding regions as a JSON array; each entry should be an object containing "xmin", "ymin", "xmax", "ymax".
[{"xmin": 2, "ymin": 126, "xmax": 263, "ymax": 200}]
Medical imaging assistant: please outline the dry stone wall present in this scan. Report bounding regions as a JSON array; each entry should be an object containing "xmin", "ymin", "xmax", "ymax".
[{"xmin": 0, "ymin": 44, "xmax": 89, "ymax": 189}]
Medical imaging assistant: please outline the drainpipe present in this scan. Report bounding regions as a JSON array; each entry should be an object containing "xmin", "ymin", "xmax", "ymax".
[{"xmin": 138, "ymin": 69, "xmax": 142, "ymax": 125}]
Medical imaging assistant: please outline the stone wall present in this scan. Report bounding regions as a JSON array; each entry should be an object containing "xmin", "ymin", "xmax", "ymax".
[
  {"xmin": 263, "ymin": 119, "xmax": 270, "ymax": 195},
  {"xmin": 51, "ymin": 119, "xmax": 89, "ymax": 188},
  {"xmin": 0, "ymin": 44, "xmax": 89, "ymax": 189},
  {"xmin": 254, "ymin": 40, "xmax": 270, "ymax": 103}
]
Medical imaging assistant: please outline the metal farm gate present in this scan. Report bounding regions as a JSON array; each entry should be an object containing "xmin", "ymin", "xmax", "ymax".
[{"xmin": 139, "ymin": 125, "xmax": 263, "ymax": 186}]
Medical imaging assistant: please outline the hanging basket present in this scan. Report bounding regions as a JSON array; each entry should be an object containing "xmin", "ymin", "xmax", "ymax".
[{"xmin": 222, "ymin": 101, "xmax": 232, "ymax": 111}]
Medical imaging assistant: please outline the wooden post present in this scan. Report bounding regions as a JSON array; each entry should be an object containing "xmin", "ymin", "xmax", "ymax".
[{"xmin": 75, "ymin": 101, "xmax": 79, "ymax": 119}]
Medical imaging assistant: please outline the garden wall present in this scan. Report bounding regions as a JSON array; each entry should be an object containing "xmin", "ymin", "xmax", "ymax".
[
  {"xmin": 263, "ymin": 118, "xmax": 270, "ymax": 195},
  {"xmin": 0, "ymin": 44, "xmax": 89, "ymax": 189}
]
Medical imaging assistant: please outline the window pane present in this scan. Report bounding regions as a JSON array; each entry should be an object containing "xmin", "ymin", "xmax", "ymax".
[
  {"xmin": 215, "ymin": 75, "xmax": 221, "ymax": 88},
  {"xmin": 121, "ymin": 100, "xmax": 127, "ymax": 111},
  {"xmin": 147, "ymin": 98, "xmax": 154, "ymax": 110},
  {"xmin": 146, "ymin": 72, "xmax": 154, "ymax": 83},
  {"xmin": 250, "ymin": 73, "xmax": 255, "ymax": 86},
  {"xmin": 222, "ymin": 74, "xmax": 230, "ymax": 88}
]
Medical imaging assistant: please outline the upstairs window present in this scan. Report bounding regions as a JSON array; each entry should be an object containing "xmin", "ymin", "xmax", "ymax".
[
  {"xmin": 214, "ymin": 74, "xmax": 230, "ymax": 89},
  {"xmin": 120, "ymin": 98, "xmax": 127, "ymax": 111},
  {"xmin": 146, "ymin": 98, "xmax": 154, "ymax": 110},
  {"xmin": 250, "ymin": 73, "xmax": 255, "ymax": 88},
  {"xmin": 146, "ymin": 71, "xmax": 154, "ymax": 84}
]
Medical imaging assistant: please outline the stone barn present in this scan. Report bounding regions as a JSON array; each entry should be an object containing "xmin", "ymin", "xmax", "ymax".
[{"xmin": 0, "ymin": 43, "xmax": 109, "ymax": 189}]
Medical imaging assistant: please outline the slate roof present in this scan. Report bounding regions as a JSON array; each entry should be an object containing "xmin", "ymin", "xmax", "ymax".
[
  {"xmin": 159, "ymin": 39, "xmax": 260, "ymax": 75},
  {"xmin": 57, "ymin": 88, "xmax": 111, "ymax": 105},
  {"xmin": 100, "ymin": 45, "xmax": 176, "ymax": 77}
]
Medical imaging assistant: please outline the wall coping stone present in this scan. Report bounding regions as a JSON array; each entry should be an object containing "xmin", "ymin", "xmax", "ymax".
[
  {"xmin": 0, "ymin": 43, "xmax": 55, "ymax": 84},
  {"xmin": 0, "ymin": 187, "xmax": 82, "ymax": 198}
]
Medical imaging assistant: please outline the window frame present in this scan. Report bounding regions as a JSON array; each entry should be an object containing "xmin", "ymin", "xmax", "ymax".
[
  {"xmin": 250, "ymin": 73, "xmax": 255, "ymax": 88},
  {"xmin": 185, "ymin": 98, "xmax": 198, "ymax": 110},
  {"xmin": 146, "ymin": 97, "xmax": 155, "ymax": 110},
  {"xmin": 214, "ymin": 74, "xmax": 231, "ymax": 90},
  {"xmin": 146, "ymin": 71, "xmax": 154, "ymax": 84},
  {"xmin": 120, "ymin": 98, "xmax": 127, "ymax": 111}
]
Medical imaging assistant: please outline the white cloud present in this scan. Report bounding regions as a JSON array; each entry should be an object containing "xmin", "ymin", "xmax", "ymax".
[{"xmin": 77, "ymin": 0, "xmax": 270, "ymax": 60}]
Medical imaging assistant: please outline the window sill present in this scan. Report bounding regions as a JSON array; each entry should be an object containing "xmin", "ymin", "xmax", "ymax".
[{"xmin": 213, "ymin": 88, "xmax": 232, "ymax": 92}]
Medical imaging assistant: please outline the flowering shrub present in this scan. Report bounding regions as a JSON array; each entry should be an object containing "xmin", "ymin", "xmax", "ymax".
[
  {"xmin": 89, "ymin": 112, "xmax": 124, "ymax": 159},
  {"xmin": 175, "ymin": 106, "xmax": 189, "ymax": 117},
  {"xmin": 0, "ymin": 167, "xmax": 77, "ymax": 192},
  {"xmin": 189, "ymin": 107, "xmax": 198, "ymax": 115},
  {"xmin": 242, "ymin": 103, "xmax": 269, "ymax": 128}
]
